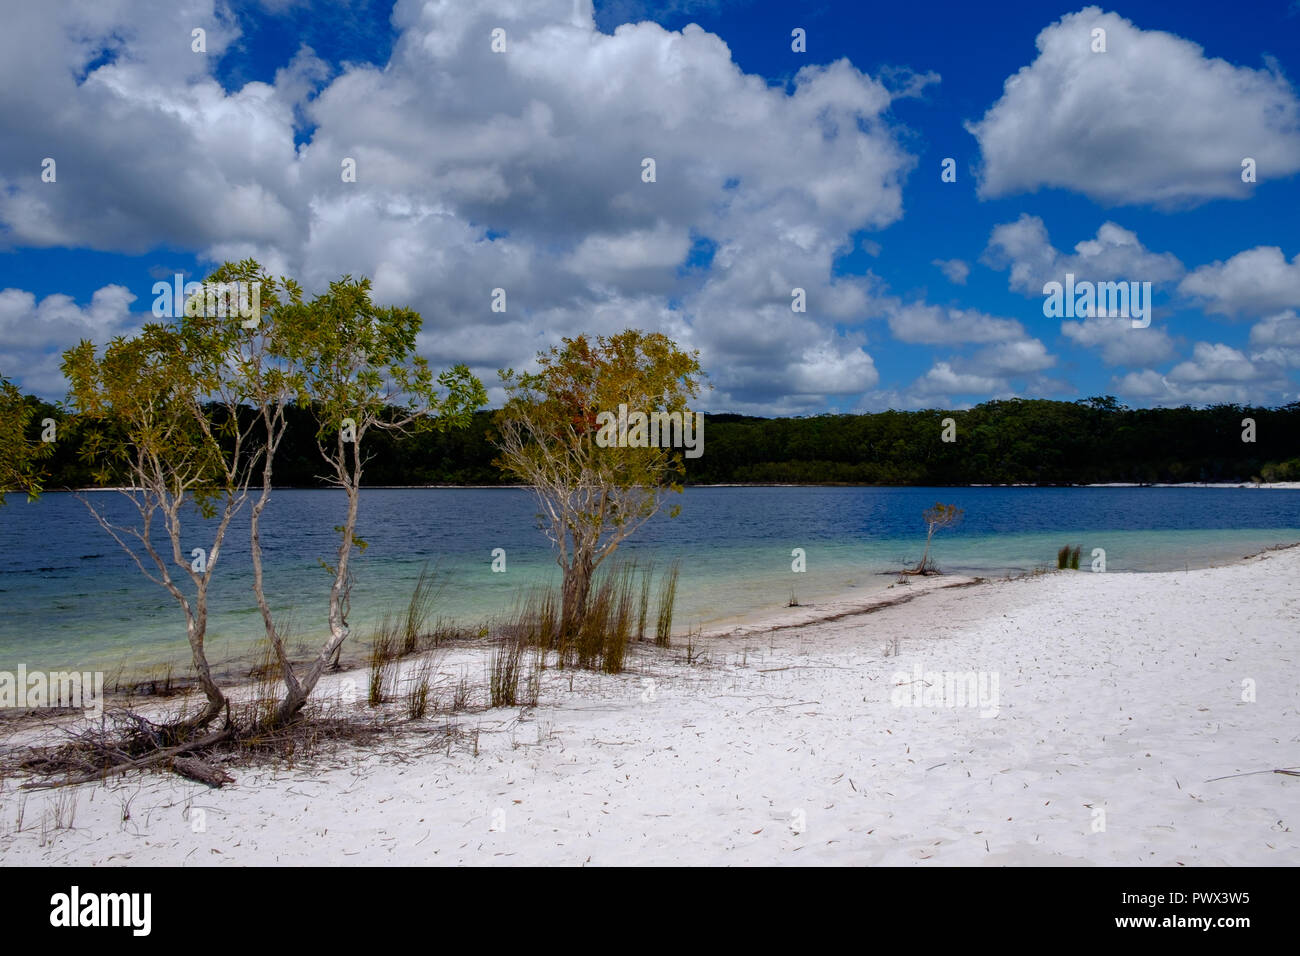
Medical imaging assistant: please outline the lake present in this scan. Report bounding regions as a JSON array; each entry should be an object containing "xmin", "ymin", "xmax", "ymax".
[{"xmin": 2, "ymin": 485, "xmax": 1298, "ymax": 676}]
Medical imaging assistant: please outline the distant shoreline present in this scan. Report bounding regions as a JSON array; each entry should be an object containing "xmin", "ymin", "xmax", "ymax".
[{"xmin": 45, "ymin": 480, "xmax": 1300, "ymax": 493}]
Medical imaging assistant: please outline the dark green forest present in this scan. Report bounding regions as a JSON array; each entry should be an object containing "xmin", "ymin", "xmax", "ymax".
[{"xmin": 15, "ymin": 393, "xmax": 1300, "ymax": 489}]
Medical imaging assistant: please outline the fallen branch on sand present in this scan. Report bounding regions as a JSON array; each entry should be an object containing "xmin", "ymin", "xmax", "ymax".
[
  {"xmin": 19, "ymin": 727, "xmax": 233, "ymax": 790},
  {"xmin": 1204, "ymin": 767, "xmax": 1300, "ymax": 783},
  {"xmin": 745, "ymin": 701, "xmax": 821, "ymax": 715},
  {"xmin": 172, "ymin": 756, "xmax": 236, "ymax": 788}
]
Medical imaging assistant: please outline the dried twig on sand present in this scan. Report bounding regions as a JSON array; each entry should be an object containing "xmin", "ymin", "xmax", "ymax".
[{"xmin": 1204, "ymin": 767, "xmax": 1300, "ymax": 782}]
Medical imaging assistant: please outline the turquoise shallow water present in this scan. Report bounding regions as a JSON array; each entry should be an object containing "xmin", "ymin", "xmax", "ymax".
[{"xmin": 1, "ymin": 486, "xmax": 1297, "ymax": 675}]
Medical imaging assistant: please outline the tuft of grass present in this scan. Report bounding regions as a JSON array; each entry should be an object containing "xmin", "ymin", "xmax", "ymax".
[
  {"xmin": 538, "ymin": 588, "xmax": 559, "ymax": 651},
  {"xmin": 654, "ymin": 560, "xmax": 680, "ymax": 648},
  {"xmin": 54, "ymin": 788, "xmax": 78, "ymax": 830},
  {"xmin": 499, "ymin": 585, "xmax": 560, "ymax": 670},
  {"xmin": 367, "ymin": 617, "xmax": 400, "ymax": 706},
  {"xmin": 489, "ymin": 630, "xmax": 526, "ymax": 708},
  {"xmin": 522, "ymin": 645, "xmax": 544, "ymax": 708},
  {"xmin": 451, "ymin": 671, "xmax": 472, "ymax": 712},
  {"xmin": 244, "ymin": 640, "xmax": 283, "ymax": 729},
  {"xmin": 1057, "ymin": 545, "xmax": 1070, "ymax": 570},
  {"xmin": 574, "ymin": 573, "xmax": 613, "ymax": 670},
  {"xmin": 1069, "ymin": 545, "xmax": 1081, "ymax": 570},
  {"xmin": 511, "ymin": 560, "xmax": 675, "ymax": 676},
  {"xmin": 401, "ymin": 562, "xmax": 444, "ymax": 656},
  {"xmin": 636, "ymin": 560, "xmax": 654, "ymax": 641},
  {"xmin": 250, "ymin": 611, "xmax": 300, "ymax": 728},
  {"xmin": 570, "ymin": 564, "xmax": 639, "ymax": 673},
  {"xmin": 520, "ymin": 586, "xmax": 560, "ymax": 651},
  {"xmin": 603, "ymin": 566, "xmax": 635, "ymax": 674},
  {"xmin": 403, "ymin": 654, "xmax": 436, "ymax": 720}
]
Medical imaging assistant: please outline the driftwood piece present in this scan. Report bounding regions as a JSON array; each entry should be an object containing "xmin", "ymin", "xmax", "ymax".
[
  {"xmin": 20, "ymin": 727, "xmax": 232, "ymax": 790},
  {"xmin": 172, "ymin": 756, "xmax": 235, "ymax": 788}
]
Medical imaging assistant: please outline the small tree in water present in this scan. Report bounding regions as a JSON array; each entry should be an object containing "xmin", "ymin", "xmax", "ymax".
[{"xmin": 909, "ymin": 502, "xmax": 963, "ymax": 575}]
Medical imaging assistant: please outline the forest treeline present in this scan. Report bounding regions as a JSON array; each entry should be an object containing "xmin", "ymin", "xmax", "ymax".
[{"xmin": 16, "ymin": 393, "xmax": 1300, "ymax": 488}]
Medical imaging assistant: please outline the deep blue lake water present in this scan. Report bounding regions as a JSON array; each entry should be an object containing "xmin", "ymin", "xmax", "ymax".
[{"xmin": 2, "ymin": 486, "xmax": 1298, "ymax": 675}]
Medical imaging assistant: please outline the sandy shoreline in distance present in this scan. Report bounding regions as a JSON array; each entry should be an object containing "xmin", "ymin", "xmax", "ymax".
[
  {"xmin": 55, "ymin": 481, "xmax": 1300, "ymax": 491},
  {"xmin": 2, "ymin": 545, "xmax": 1297, "ymax": 865}
]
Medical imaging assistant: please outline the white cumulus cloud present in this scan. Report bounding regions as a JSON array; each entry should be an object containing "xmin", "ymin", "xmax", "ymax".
[
  {"xmin": 0, "ymin": 0, "xmax": 927, "ymax": 410},
  {"xmin": 967, "ymin": 6, "xmax": 1300, "ymax": 206},
  {"xmin": 1178, "ymin": 247, "xmax": 1300, "ymax": 318},
  {"xmin": 985, "ymin": 214, "xmax": 1184, "ymax": 295}
]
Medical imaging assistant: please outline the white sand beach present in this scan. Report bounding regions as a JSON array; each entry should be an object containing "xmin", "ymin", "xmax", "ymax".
[{"xmin": 2, "ymin": 546, "xmax": 1297, "ymax": 866}]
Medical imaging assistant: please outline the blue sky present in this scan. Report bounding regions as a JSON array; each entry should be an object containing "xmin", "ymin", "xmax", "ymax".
[{"xmin": 1, "ymin": 0, "xmax": 1298, "ymax": 413}]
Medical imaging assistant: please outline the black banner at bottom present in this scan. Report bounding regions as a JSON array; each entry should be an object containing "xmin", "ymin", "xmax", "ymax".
[{"xmin": 3, "ymin": 866, "xmax": 1283, "ymax": 943}]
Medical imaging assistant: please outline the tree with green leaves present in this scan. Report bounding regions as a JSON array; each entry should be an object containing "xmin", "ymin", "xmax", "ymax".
[
  {"xmin": 494, "ymin": 330, "xmax": 705, "ymax": 638},
  {"xmin": 271, "ymin": 276, "xmax": 486, "ymax": 722},
  {"xmin": 0, "ymin": 375, "xmax": 51, "ymax": 504},
  {"xmin": 61, "ymin": 312, "xmax": 262, "ymax": 731},
  {"xmin": 196, "ymin": 259, "xmax": 306, "ymax": 717}
]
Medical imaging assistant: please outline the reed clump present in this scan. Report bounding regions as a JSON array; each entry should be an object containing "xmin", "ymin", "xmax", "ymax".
[
  {"xmin": 501, "ymin": 558, "xmax": 680, "ymax": 675},
  {"xmin": 367, "ymin": 616, "xmax": 400, "ymax": 706},
  {"xmin": 489, "ymin": 631, "xmax": 526, "ymax": 707},
  {"xmin": 400, "ymin": 563, "xmax": 443, "ymax": 655},
  {"xmin": 654, "ymin": 560, "xmax": 680, "ymax": 648},
  {"xmin": 403, "ymin": 655, "xmax": 436, "ymax": 720}
]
